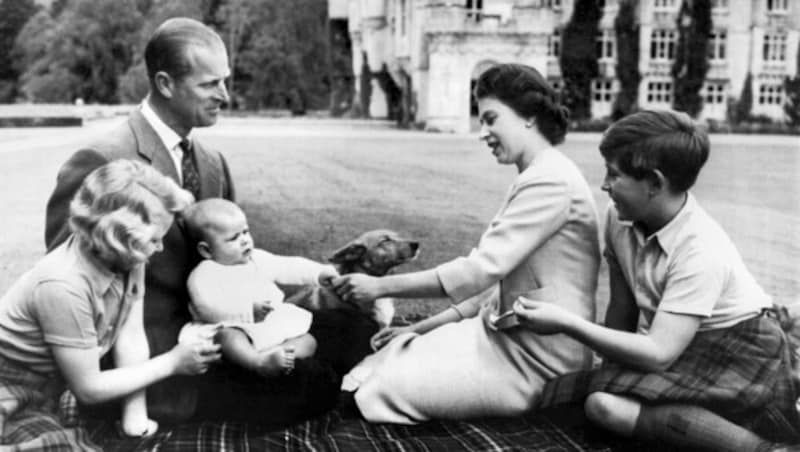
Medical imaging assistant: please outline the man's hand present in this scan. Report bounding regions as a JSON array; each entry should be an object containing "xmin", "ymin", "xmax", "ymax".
[{"xmin": 253, "ymin": 301, "xmax": 273, "ymax": 322}]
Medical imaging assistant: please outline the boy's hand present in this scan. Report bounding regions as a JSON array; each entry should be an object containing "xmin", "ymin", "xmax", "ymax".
[
  {"xmin": 512, "ymin": 296, "xmax": 573, "ymax": 335},
  {"xmin": 253, "ymin": 301, "xmax": 273, "ymax": 322}
]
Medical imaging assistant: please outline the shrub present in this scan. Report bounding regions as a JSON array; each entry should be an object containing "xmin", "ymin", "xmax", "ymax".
[
  {"xmin": 612, "ymin": 0, "xmax": 640, "ymax": 120},
  {"xmin": 559, "ymin": 0, "xmax": 601, "ymax": 120},
  {"xmin": 671, "ymin": 0, "xmax": 711, "ymax": 117}
]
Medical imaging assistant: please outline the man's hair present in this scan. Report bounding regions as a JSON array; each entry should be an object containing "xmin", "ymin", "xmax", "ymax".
[
  {"xmin": 474, "ymin": 63, "xmax": 570, "ymax": 145},
  {"xmin": 599, "ymin": 110, "xmax": 709, "ymax": 192},
  {"xmin": 182, "ymin": 198, "xmax": 244, "ymax": 244},
  {"xmin": 69, "ymin": 159, "xmax": 194, "ymax": 270},
  {"xmin": 144, "ymin": 17, "xmax": 224, "ymax": 82}
]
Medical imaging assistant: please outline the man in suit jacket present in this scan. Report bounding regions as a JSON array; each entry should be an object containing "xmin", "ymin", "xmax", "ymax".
[{"xmin": 45, "ymin": 17, "xmax": 234, "ymax": 422}]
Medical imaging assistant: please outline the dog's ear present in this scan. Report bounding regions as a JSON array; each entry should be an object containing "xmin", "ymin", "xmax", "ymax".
[{"xmin": 329, "ymin": 243, "xmax": 367, "ymax": 264}]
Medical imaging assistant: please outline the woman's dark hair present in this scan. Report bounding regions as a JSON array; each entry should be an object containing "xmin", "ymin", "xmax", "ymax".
[{"xmin": 474, "ymin": 63, "xmax": 570, "ymax": 145}]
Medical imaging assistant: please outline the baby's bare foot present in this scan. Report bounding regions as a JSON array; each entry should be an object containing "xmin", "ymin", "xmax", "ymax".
[
  {"xmin": 254, "ymin": 346, "xmax": 296, "ymax": 377},
  {"xmin": 120, "ymin": 418, "xmax": 158, "ymax": 437}
]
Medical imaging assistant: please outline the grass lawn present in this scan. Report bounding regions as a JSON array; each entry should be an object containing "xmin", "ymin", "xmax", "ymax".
[{"xmin": 1, "ymin": 117, "xmax": 798, "ymax": 322}]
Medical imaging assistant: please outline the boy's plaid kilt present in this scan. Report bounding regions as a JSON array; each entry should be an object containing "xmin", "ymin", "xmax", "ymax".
[
  {"xmin": 538, "ymin": 311, "xmax": 800, "ymax": 443},
  {"xmin": 0, "ymin": 354, "xmax": 100, "ymax": 451}
]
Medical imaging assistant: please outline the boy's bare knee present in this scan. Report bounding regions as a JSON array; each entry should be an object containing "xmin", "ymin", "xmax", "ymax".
[
  {"xmin": 584, "ymin": 392, "xmax": 639, "ymax": 435},
  {"xmin": 584, "ymin": 392, "xmax": 614, "ymax": 423}
]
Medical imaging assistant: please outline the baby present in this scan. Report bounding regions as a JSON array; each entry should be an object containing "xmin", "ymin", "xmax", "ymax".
[{"xmin": 182, "ymin": 198, "xmax": 335, "ymax": 376}]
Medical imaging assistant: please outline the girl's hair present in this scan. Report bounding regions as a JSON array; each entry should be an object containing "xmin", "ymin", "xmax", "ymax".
[
  {"xmin": 69, "ymin": 159, "xmax": 194, "ymax": 270},
  {"xmin": 474, "ymin": 63, "xmax": 570, "ymax": 145}
]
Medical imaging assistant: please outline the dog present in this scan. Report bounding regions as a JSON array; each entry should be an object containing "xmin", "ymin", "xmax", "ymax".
[{"xmin": 285, "ymin": 229, "xmax": 419, "ymax": 327}]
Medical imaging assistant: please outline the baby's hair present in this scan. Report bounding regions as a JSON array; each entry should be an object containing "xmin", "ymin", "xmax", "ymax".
[
  {"xmin": 69, "ymin": 159, "xmax": 194, "ymax": 269},
  {"xmin": 182, "ymin": 198, "xmax": 245, "ymax": 244},
  {"xmin": 599, "ymin": 110, "xmax": 709, "ymax": 192}
]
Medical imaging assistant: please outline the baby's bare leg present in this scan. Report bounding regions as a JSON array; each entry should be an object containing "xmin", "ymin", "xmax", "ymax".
[
  {"xmin": 282, "ymin": 333, "xmax": 317, "ymax": 358},
  {"xmin": 216, "ymin": 327, "xmax": 295, "ymax": 376}
]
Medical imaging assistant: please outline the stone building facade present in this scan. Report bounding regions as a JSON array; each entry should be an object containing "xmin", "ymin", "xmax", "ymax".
[{"xmin": 330, "ymin": 0, "xmax": 800, "ymax": 133}]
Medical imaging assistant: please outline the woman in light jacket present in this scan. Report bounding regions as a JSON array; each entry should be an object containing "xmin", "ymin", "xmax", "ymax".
[{"xmin": 331, "ymin": 63, "xmax": 601, "ymax": 424}]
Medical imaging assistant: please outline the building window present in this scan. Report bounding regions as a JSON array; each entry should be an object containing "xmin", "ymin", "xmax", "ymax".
[
  {"xmin": 545, "ymin": 0, "xmax": 562, "ymax": 9},
  {"xmin": 707, "ymin": 31, "xmax": 726, "ymax": 61},
  {"xmin": 763, "ymin": 33, "xmax": 787, "ymax": 62},
  {"xmin": 592, "ymin": 79, "xmax": 616, "ymax": 102},
  {"xmin": 702, "ymin": 82, "xmax": 726, "ymax": 104},
  {"xmin": 466, "ymin": 0, "xmax": 483, "ymax": 22},
  {"xmin": 596, "ymin": 29, "xmax": 616, "ymax": 60},
  {"xmin": 548, "ymin": 29, "xmax": 561, "ymax": 57},
  {"xmin": 647, "ymin": 81, "xmax": 673, "ymax": 103},
  {"xmin": 654, "ymin": 0, "xmax": 677, "ymax": 11},
  {"xmin": 711, "ymin": 0, "xmax": 729, "ymax": 9},
  {"xmin": 758, "ymin": 83, "xmax": 784, "ymax": 105},
  {"xmin": 650, "ymin": 30, "xmax": 677, "ymax": 61},
  {"xmin": 766, "ymin": 0, "xmax": 788, "ymax": 13}
]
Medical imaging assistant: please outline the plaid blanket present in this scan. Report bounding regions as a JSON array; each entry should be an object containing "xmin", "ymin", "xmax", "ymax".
[
  {"xmin": 80, "ymin": 408, "xmax": 672, "ymax": 452},
  {"xmin": 539, "ymin": 312, "xmax": 800, "ymax": 443}
]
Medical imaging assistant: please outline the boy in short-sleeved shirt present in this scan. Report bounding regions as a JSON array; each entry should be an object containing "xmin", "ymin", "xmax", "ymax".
[
  {"xmin": 514, "ymin": 110, "xmax": 799, "ymax": 451},
  {"xmin": 604, "ymin": 194, "xmax": 771, "ymax": 334}
]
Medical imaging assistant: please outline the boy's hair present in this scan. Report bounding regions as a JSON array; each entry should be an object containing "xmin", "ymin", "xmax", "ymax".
[
  {"xmin": 182, "ymin": 198, "xmax": 244, "ymax": 244},
  {"xmin": 69, "ymin": 159, "xmax": 193, "ymax": 269},
  {"xmin": 599, "ymin": 110, "xmax": 709, "ymax": 192}
]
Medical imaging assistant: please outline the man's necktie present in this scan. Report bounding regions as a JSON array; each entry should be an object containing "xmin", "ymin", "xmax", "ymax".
[{"xmin": 179, "ymin": 138, "xmax": 201, "ymax": 200}]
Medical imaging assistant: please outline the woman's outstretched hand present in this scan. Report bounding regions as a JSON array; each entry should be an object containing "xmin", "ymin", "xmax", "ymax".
[
  {"xmin": 330, "ymin": 274, "xmax": 383, "ymax": 305},
  {"xmin": 370, "ymin": 325, "xmax": 414, "ymax": 351},
  {"xmin": 512, "ymin": 296, "xmax": 573, "ymax": 335},
  {"xmin": 170, "ymin": 341, "xmax": 221, "ymax": 375}
]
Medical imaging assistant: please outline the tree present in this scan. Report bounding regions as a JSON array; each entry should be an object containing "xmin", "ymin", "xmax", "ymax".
[
  {"xmin": 14, "ymin": 0, "xmax": 144, "ymax": 103},
  {"xmin": 328, "ymin": 17, "xmax": 353, "ymax": 116},
  {"xmin": 234, "ymin": 0, "xmax": 330, "ymax": 112},
  {"xmin": 671, "ymin": 0, "xmax": 712, "ymax": 117},
  {"xmin": 783, "ymin": 44, "xmax": 800, "ymax": 125},
  {"xmin": 728, "ymin": 72, "xmax": 752, "ymax": 124},
  {"xmin": 0, "ymin": 0, "xmax": 37, "ymax": 101},
  {"xmin": 559, "ymin": 0, "xmax": 601, "ymax": 120},
  {"xmin": 611, "ymin": 0, "xmax": 640, "ymax": 119}
]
